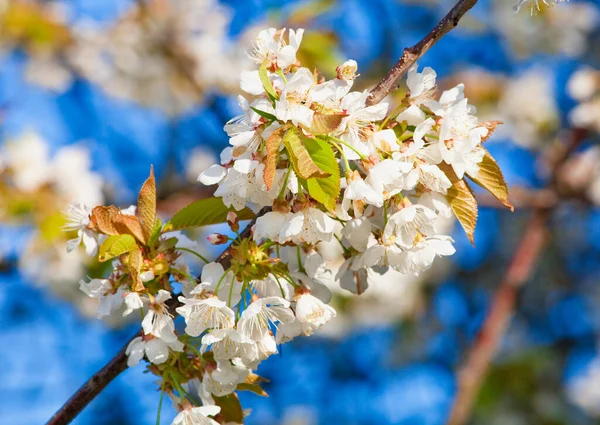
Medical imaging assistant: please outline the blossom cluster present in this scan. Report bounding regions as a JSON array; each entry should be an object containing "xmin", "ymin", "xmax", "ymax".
[
  {"xmin": 65, "ymin": 28, "xmax": 509, "ymax": 424},
  {"xmin": 0, "ymin": 133, "xmax": 104, "ymax": 294},
  {"xmin": 2, "ymin": 0, "xmax": 245, "ymax": 115}
]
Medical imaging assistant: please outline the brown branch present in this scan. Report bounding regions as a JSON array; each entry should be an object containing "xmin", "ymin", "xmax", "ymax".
[
  {"xmin": 45, "ymin": 210, "xmax": 266, "ymax": 425},
  {"xmin": 366, "ymin": 0, "xmax": 479, "ymax": 106},
  {"xmin": 446, "ymin": 128, "xmax": 588, "ymax": 425}
]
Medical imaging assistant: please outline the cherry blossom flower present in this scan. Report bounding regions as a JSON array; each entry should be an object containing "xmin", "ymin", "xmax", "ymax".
[
  {"xmin": 176, "ymin": 296, "xmax": 236, "ymax": 337},
  {"xmin": 295, "ymin": 291, "xmax": 337, "ymax": 336},
  {"xmin": 126, "ymin": 335, "xmax": 184, "ymax": 367},
  {"xmin": 172, "ymin": 405, "xmax": 221, "ymax": 425},
  {"xmin": 237, "ymin": 296, "xmax": 295, "ymax": 341}
]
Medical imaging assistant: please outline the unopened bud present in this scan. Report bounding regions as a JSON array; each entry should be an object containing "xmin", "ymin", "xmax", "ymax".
[
  {"xmin": 227, "ymin": 211, "xmax": 240, "ymax": 232},
  {"xmin": 153, "ymin": 259, "xmax": 170, "ymax": 276},
  {"xmin": 207, "ymin": 233, "xmax": 229, "ymax": 245},
  {"xmin": 294, "ymin": 285, "xmax": 311, "ymax": 297},
  {"xmin": 273, "ymin": 199, "xmax": 291, "ymax": 214}
]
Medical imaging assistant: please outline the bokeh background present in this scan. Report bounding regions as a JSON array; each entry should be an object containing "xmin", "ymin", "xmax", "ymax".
[{"xmin": 3, "ymin": 0, "xmax": 600, "ymax": 424}]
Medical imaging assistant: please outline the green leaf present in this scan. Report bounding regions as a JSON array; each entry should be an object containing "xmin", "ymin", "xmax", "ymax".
[
  {"xmin": 137, "ymin": 166, "xmax": 156, "ymax": 242},
  {"xmin": 98, "ymin": 234, "xmax": 137, "ymax": 262},
  {"xmin": 147, "ymin": 218, "xmax": 163, "ymax": 250},
  {"xmin": 259, "ymin": 61, "xmax": 279, "ymax": 101},
  {"xmin": 283, "ymin": 127, "xmax": 331, "ymax": 180},
  {"xmin": 163, "ymin": 197, "xmax": 255, "ymax": 232},
  {"xmin": 306, "ymin": 137, "xmax": 341, "ymax": 212},
  {"xmin": 469, "ymin": 151, "xmax": 513, "ymax": 211},
  {"xmin": 250, "ymin": 106, "xmax": 277, "ymax": 122},
  {"xmin": 214, "ymin": 393, "xmax": 244, "ymax": 424},
  {"xmin": 309, "ymin": 113, "xmax": 345, "ymax": 135}
]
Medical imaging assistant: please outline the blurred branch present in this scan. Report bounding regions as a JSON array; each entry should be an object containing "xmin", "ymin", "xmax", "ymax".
[
  {"xmin": 476, "ymin": 187, "xmax": 559, "ymax": 210},
  {"xmin": 446, "ymin": 128, "xmax": 588, "ymax": 425},
  {"xmin": 45, "ymin": 208, "xmax": 268, "ymax": 425},
  {"xmin": 367, "ymin": 0, "xmax": 479, "ymax": 106}
]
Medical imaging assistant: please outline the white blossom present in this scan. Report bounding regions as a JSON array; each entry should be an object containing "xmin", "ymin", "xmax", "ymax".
[
  {"xmin": 172, "ymin": 405, "xmax": 221, "ymax": 425},
  {"xmin": 176, "ymin": 296, "xmax": 235, "ymax": 337},
  {"xmin": 294, "ymin": 292, "xmax": 337, "ymax": 335},
  {"xmin": 141, "ymin": 290, "xmax": 177, "ymax": 343},
  {"xmin": 63, "ymin": 204, "xmax": 99, "ymax": 256},
  {"xmin": 237, "ymin": 297, "xmax": 295, "ymax": 341},
  {"xmin": 79, "ymin": 278, "xmax": 123, "ymax": 318},
  {"xmin": 126, "ymin": 336, "xmax": 184, "ymax": 367}
]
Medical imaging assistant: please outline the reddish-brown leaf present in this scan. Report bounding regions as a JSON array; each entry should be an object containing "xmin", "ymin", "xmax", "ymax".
[{"xmin": 137, "ymin": 166, "xmax": 156, "ymax": 242}]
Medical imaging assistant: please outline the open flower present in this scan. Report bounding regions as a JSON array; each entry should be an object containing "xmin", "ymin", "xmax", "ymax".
[
  {"xmin": 126, "ymin": 335, "xmax": 183, "ymax": 367},
  {"xmin": 201, "ymin": 328, "xmax": 256, "ymax": 361},
  {"xmin": 196, "ymin": 262, "xmax": 242, "ymax": 307},
  {"xmin": 176, "ymin": 296, "xmax": 235, "ymax": 337},
  {"xmin": 294, "ymin": 291, "xmax": 337, "ymax": 335},
  {"xmin": 275, "ymin": 67, "xmax": 316, "ymax": 128},
  {"xmin": 63, "ymin": 204, "xmax": 99, "ymax": 256},
  {"xmin": 141, "ymin": 290, "xmax": 177, "ymax": 343},
  {"xmin": 406, "ymin": 64, "xmax": 437, "ymax": 102},
  {"xmin": 237, "ymin": 296, "xmax": 295, "ymax": 341},
  {"xmin": 172, "ymin": 405, "xmax": 221, "ymax": 425},
  {"xmin": 248, "ymin": 27, "xmax": 304, "ymax": 69},
  {"xmin": 384, "ymin": 204, "xmax": 438, "ymax": 248},
  {"xmin": 79, "ymin": 278, "xmax": 123, "ymax": 318}
]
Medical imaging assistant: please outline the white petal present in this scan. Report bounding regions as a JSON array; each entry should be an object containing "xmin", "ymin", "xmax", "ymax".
[
  {"xmin": 240, "ymin": 70, "xmax": 265, "ymax": 95},
  {"xmin": 145, "ymin": 338, "xmax": 170, "ymax": 364},
  {"xmin": 198, "ymin": 164, "xmax": 226, "ymax": 185}
]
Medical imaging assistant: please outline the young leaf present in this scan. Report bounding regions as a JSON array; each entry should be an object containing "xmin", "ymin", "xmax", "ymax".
[
  {"xmin": 446, "ymin": 178, "xmax": 478, "ymax": 246},
  {"xmin": 128, "ymin": 245, "xmax": 144, "ymax": 292},
  {"xmin": 305, "ymin": 136, "xmax": 340, "ymax": 212},
  {"xmin": 310, "ymin": 113, "xmax": 345, "ymax": 135},
  {"xmin": 469, "ymin": 151, "xmax": 514, "ymax": 211},
  {"xmin": 259, "ymin": 61, "xmax": 279, "ymax": 101},
  {"xmin": 283, "ymin": 127, "xmax": 331, "ymax": 179},
  {"xmin": 263, "ymin": 127, "xmax": 286, "ymax": 190},
  {"xmin": 250, "ymin": 106, "xmax": 277, "ymax": 122},
  {"xmin": 137, "ymin": 166, "xmax": 157, "ymax": 241},
  {"xmin": 439, "ymin": 163, "xmax": 478, "ymax": 245},
  {"xmin": 98, "ymin": 234, "xmax": 137, "ymax": 262},
  {"xmin": 113, "ymin": 214, "xmax": 147, "ymax": 245},
  {"xmin": 163, "ymin": 197, "xmax": 255, "ymax": 232},
  {"xmin": 214, "ymin": 394, "xmax": 244, "ymax": 424},
  {"xmin": 88, "ymin": 205, "xmax": 120, "ymax": 235},
  {"xmin": 89, "ymin": 205, "xmax": 147, "ymax": 244}
]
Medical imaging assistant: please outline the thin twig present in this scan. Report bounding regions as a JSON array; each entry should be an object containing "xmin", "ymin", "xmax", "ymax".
[
  {"xmin": 366, "ymin": 0, "xmax": 479, "ymax": 106},
  {"xmin": 446, "ymin": 128, "xmax": 587, "ymax": 425}
]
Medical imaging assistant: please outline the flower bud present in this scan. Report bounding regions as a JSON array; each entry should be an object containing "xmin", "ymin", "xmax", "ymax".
[
  {"xmin": 227, "ymin": 211, "xmax": 240, "ymax": 232},
  {"xmin": 207, "ymin": 233, "xmax": 229, "ymax": 245}
]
